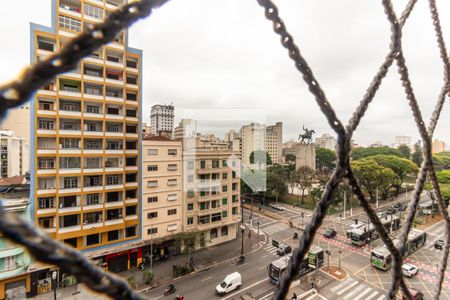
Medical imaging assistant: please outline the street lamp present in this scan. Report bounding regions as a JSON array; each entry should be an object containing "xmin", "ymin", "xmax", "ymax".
[
  {"xmin": 338, "ymin": 249, "xmax": 342, "ymax": 269},
  {"xmin": 240, "ymin": 224, "xmax": 245, "ymax": 259},
  {"xmin": 51, "ymin": 270, "xmax": 57, "ymax": 300}
]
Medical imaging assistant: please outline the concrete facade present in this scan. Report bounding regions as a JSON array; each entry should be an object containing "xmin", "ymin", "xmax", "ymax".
[
  {"xmin": 0, "ymin": 131, "xmax": 30, "ymax": 179},
  {"xmin": 315, "ymin": 133, "xmax": 336, "ymax": 151},
  {"xmin": 283, "ymin": 143, "xmax": 316, "ymax": 170},
  {"xmin": 150, "ymin": 105, "xmax": 174, "ymax": 136}
]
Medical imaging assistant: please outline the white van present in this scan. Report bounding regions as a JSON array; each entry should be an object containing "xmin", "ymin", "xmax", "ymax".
[
  {"xmin": 346, "ymin": 222, "xmax": 366, "ymax": 238},
  {"xmin": 215, "ymin": 272, "xmax": 242, "ymax": 296}
]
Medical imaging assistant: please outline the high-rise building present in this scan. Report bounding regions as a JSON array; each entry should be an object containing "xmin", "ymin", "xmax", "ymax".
[
  {"xmin": 0, "ymin": 131, "xmax": 30, "ymax": 178},
  {"xmin": 315, "ymin": 133, "xmax": 336, "ymax": 151},
  {"xmin": 240, "ymin": 122, "xmax": 282, "ymax": 166},
  {"xmin": 432, "ymin": 139, "xmax": 445, "ymax": 154},
  {"xmin": 31, "ymin": 0, "xmax": 141, "ymax": 254},
  {"xmin": 150, "ymin": 104, "xmax": 174, "ymax": 136},
  {"xmin": 183, "ymin": 149, "xmax": 241, "ymax": 249},
  {"xmin": 394, "ymin": 135, "xmax": 412, "ymax": 148},
  {"xmin": 142, "ymin": 136, "xmax": 182, "ymax": 243},
  {"xmin": 173, "ymin": 119, "xmax": 197, "ymax": 140}
]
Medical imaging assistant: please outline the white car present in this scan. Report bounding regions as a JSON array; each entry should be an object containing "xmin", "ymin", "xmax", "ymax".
[
  {"xmin": 215, "ymin": 272, "xmax": 242, "ymax": 296},
  {"xmin": 270, "ymin": 204, "xmax": 285, "ymax": 211},
  {"xmin": 402, "ymin": 263, "xmax": 419, "ymax": 277}
]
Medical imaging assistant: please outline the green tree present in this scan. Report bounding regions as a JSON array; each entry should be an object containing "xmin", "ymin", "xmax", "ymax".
[
  {"xmin": 397, "ymin": 144, "xmax": 411, "ymax": 159},
  {"xmin": 295, "ymin": 166, "xmax": 315, "ymax": 205},
  {"xmin": 143, "ymin": 270, "xmax": 154, "ymax": 285},
  {"xmin": 316, "ymin": 147, "xmax": 336, "ymax": 172},
  {"xmin": 436, "ymin": 170, "xmax": 450, "ymax": 184},
  {"xmin": 369, "ymin": 155, "xmax": 418, "ymax": 196},
  {"xmin": 249, "ymin": 150, "xmax": 272, "ymax": 166},
  {"xmin": 411, "ymin": 142, "xmax": 423, "ymax": 167},
  {"xmin": 351, "ymin": 146, "xmax": 404, "ymax": 160},
  {"xmin": 266, "ymin": 169, "xmax": 288, "ymax": 202},
  {"xmin": 352, "ymin": 159, "xmax": 398, "ymax": 202}
]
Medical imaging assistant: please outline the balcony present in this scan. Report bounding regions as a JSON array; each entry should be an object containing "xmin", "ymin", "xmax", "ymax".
[
  {"xmin": 37, "ymin": 82, "xmax": 57, "ymax": 96},
  {"xmin": 105, "ymin": 0, "xmax": 124, "ymax": 10},
  {"xmin": 58, "ymin": 225, "xmax": 81, "ymax": 233},
  {"xmin": 105, "ymin": 88, "xmax": 123, "ymax": 102},
  {"xmin": 59, "ymin": 81, "xmax": 82, "ymax": 98},
  {"xmin": 59, "ymin": 1, "xmax": 82, "ymax": 18}
]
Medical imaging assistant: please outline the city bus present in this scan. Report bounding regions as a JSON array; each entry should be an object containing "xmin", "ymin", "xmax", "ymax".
[
  {"xmin": 349, "ymin": 216, "xmax": 400, "ymax": 246},
  {"xmin": 370, "ymin": 229, "xmax": 427, "ymax": 271},
  {"xmin": 267, "ymin": 246, "xmax": 324, "ymax": 284}
]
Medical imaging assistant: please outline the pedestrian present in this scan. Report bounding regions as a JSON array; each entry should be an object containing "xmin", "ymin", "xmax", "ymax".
[{"xmin": 292, "ymin": 292, "xmax": 297, "ymax": 300}]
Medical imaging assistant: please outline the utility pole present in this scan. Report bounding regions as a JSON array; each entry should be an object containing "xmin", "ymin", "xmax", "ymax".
[
  {"xmin": 343, "ymin": 190, "xmax": 347, "ymax": 218},
  {"xmin": 257, "ymin": 220, "xmax": 260, "ymax": 243},
  {"xmin": 338, "ymin": 249, "xmax": 342, "ymax": 269},
  {"xmin": 250, "ymin": 196, "xmax": 253, "ymax": 220}
]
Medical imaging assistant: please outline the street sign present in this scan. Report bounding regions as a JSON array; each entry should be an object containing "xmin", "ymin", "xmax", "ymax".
[{"xmin": 272, "ymin": 240, "xmax": 279, "ymax": 248}]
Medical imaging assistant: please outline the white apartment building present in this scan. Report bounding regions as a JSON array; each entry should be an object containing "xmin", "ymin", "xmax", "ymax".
[
  {"xmin": 150, "ymin": 104, "xmax": 174, "ymax": 136},
  {"xmin": 0, "ymin": 131, "xmax": 30, "ymax": 178},
  {"xmin": 173, "ymin": 119, "xmax": 197, "ymax": 140},
  {"xmin": 315, "ymin": 133, "xmax": 336, "ymax": 151},
  {"xmin": 240, "ymin": 122, "xmax": 282, "ymax": 166},
  {"xmin": 394, "ymin": 135, "xmax": 412, "ymax": 148}
]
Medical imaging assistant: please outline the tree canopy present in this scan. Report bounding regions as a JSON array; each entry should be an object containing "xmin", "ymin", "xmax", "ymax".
[
  {"xmin": 411, "ymin": 142, "xmax": 423, "ymax": 167},
  {"xmin": 351, "ymin": 146, "xmax": 405, "ymax": 160},
  {"xmin": 316, "ymin": 147, "xmax": 336, "ymax": 172},
  {"xmin": 249, "ymin": 150, "xmax": 272, "ymax": 166},
  {"xmin": 397, "ymin": 144, "xmax": 411, "ymax": 159}
]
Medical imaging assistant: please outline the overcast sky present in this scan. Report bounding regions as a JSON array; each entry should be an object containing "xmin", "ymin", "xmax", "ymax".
[{"xmin": 0, "ymin": 0, "xmax": 449, "ymax": 146}]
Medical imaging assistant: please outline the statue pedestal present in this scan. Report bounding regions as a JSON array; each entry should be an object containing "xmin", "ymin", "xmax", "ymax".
[{"xmin": 294, "ymin": 143, "xmax": 316, "ymax": 170}]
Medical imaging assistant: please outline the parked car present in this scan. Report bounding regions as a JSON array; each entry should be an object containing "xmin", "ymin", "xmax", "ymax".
[
  {"xmin": 399, "ymin": 204, "xmax": 407, "ymax": 211},
  {"xmin": 402, "ymin": 288, "xmax": 423, "ymax": 300},
  {"xmin": 402, "ymin": 263, "xmax": 419, "ymax": 277},
  {"xmin": 435, "ymin": 239, "xmax": 444, "ymax": 250},
  {"xmin": 270, "ymin": 204, "xmax": 285, "ymax": 211},
  {"xmin": 323, "ymin": 228, "xmax": 337, "ymax": 239},
  {"xmin": 277, "ymin": 244, "xmax": 292, "ymax": 256},
  {"xmin": 393, "ymin": 203, "xmax": 402, "ymax": 209},
  {"xmin": 376, "ymin": 211, "xmax": 387, "ymax": 219},
  {"xmin": 215, "ymin": 272, "xmax": 242, "ymax": 296}
]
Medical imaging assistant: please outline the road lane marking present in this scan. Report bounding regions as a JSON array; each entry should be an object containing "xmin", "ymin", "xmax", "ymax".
[
  {"xmin": 259, "ymin": 265, "xmax": 267, "ymax": 270},
  {"xmin": 152, "ymin": 296, "xmax": 163, "ymax": 300},
  {"xmin": 331, "ymin": 278, "xmax": 354, "ymax": 292},
  {"xmin": 365, "ymin": 291, "xmax": 380, "ymax": 300},
  {"xmin": 375, "ymin": 295, "xmax": 385, "ymax": 300},
  {"xmin": 343, "ymin": 284, "xmax": 366, "ymax": 300},
  {"xmin": 353, "ymin": 287, "xmax": 373, "ymax": 300},
  {"xmin": 222, "ymin": 278, "xmax": 268, "ymax": 300},
  {"xmin": 336, "ymin": 280, "xmax": 359, "ymax": 295},
  {"xmin": 201, "ymin": 276, "xmax": 213, "ymax": 282},
  {"xmin": 261, "ymin": 255, "xmax": 268, "ymax": 259}
]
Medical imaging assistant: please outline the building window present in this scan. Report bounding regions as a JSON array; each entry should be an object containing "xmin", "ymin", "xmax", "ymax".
[
  {"xmin": 147, "ymin": 196, "xmax": 158, "ymax": 203},
  {"xmin": 38, "ymin": 197, "xmax": 55, "ymax": 209},
  {"xmin": 63, "ymin": 177, "xmax": 78, "ymax": 189},
  {"xmin": 86, "ymin": 234, "xmax": 101, "ymax": 246},
  {"xmin": 147, "ymin": 180, "xmax": 158, "ymax": 188},
  {"xmin": 187, "ymin": 203, "xmax": 194, "ymax": 211},
  {"xmin": 232, "ymin": 183, "xmax": 238, "ymax": 191},
  {"xmin": 167, "ymin": 164, "xmax": 177, "ymax": 171},
  {"xmin": 147, "ymin": 228, "xmax": 158, "ymax": 235},
  {"xmin": 167, "ymin": 179, "xmax": 177, "ymax": 186},
  {"xmin": 232, "ymin": 195, "xmax": 239, "ymax": 202},
  {"xmin": 222, "ymin": 160, "xmax": 228, "ymax": 167},
  {"xmin": 221, "ymin": 226, "xmax": 228, "ymax": 236},
  {"xmin": 212, "ymin": 160, "xmax": 219, "ymax": 168},
  {"xmin": 211, "ymin": 213, "xmax": 222, "ymax": 222},
  {"xmin": 232, "ymin": 171, "xmax": 237, "ymax": 179},
  {"xmin": 200, "ymin": 160, "xmax": 206, "ymax": 169},
  {"xmin": 168, "ymin": 149, "xmax": 177, "ymax": 156},
  {"xmin": 108, "ymin": 230, "xmax": 122, "ymax": 241},
  {"xmin": 125, "ymin": 226, "xmax": 137, "ymax": 238},
  {"xmin": 84, "ymin": 3, "xmax": 103, "ymax": 19},
  {"xmin": 167, "ymin": 224, "xmax": 177, "ymax": 232},
  {"xmin": 232, "ymin": 207, "xmax": 239, "ymax": 215},
  {"xmin": 85, "ymin": 193, "xmax": 100, "ymax": 206},
  {"xmin": 125, "ymin": 206, "xmax": 137, "ymax": 216},
  {"xmin": 147, "ymin": 165, "xmax": 158, "ymax": 171},
  {"xmin": 168, "ymin": 209, "xmax": 177, "ymax": 216},
  {"xmin": 187, "ymin": 160, "xmax": 194, "ymax": 169},
  {"xmin": 59, "ymin": 15, "xmax": 81, "ymax": 32},
  {"xmin": 187, "ymin": 190, "xmax": 195, "ymax": 197},
  {"xmin": 222, "ymin": 211, "xmax": 228, "ymax": 218},
  {"xmin": 198, "ymin": 215, "xmax": 210, "ymax": 224},
  {"xmin": 222, "ymin": 185, "xmax": 228, "ymax": 192},
  {"xmin": 147, "ymin": 212, "xmax": 157, "ymax": 219},
  {"xmin": 147, "ymin": 149, "xmax": 158, "ymax": 156},
  {"xmin": 222, "ymin": 198, "xmax": 228, "ymax": 205},
  {"xmin": 199, "ymin": 202, "xmax": 209, "ymax": 210},
  {"xmin": 222, "ymin": 172, "xmax": 228, "ymax": 180},
  {"xmin": 167, "ymin": 194, "xmax": 177, "ymax": 201},
  {"xmin": 187, "ymin": 217, "xmax": 194, "ymax": 225},
  {"xmin": 210, "ymin": 228, "xmax": 218, "ymax": 239}
]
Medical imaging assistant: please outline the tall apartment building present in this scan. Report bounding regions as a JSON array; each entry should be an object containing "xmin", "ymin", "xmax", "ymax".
[
  {"xmin": 150, "ymin": 104, "xmax": 174, "ymax": 136},
  {"xmin": 432, "ymin": 139, "xmax": 445, "ymax": 154},
  {"xmin": 315, "ymin": 133, "xmax": 336, "ymax": 151},
  {"xmin": 31, "ymin": 0, "xmax": 141, "ymax": 254},
  {"xmin": 266, "ymin": 122, "xmax": 283, "ymax": 164},
  {"xmin": 240, "ymin": 122, "xmax": 282, "ymax": 166},
  {"xmin": 0, "ymin": 179, "xmax": 31, "ymax": 299},
  {"xmin": 142, "ymin": 137, "xmax": 182, "ymax": 253},
  {"xmin": 183, "ymin": 150, "xmax": 241, "ymax": 248},
  {"xmin": 173, "ymin": 119, "xmax": 197, "ymax": 140},
  {"xmin": 0, "ymin": 131, "xmax": 30, "ymax": 178}
]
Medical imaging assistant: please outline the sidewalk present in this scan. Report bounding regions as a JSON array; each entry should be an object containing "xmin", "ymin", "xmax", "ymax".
[{"xmin": 32, "ymin": 230, "xmax": 264, "ymax": 299}]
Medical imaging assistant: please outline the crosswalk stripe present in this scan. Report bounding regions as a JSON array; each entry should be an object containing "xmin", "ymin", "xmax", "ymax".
[
  {"xmin": 365, "ymin": 291, "xmax": 380, "ymax": 300},
  {"xmin": 353, "ymin": 287, "xmax": 373, "ymax": 300},
  {"xmin": 375, "ymin": 295, "xmax": 385, "ymax": 300},
  {"xmin": 343, "ymin": 284, "xmax": 366, "ymax": 300},
  {"xmin": 330, "ymin": 278, "xmax": 354, "ymax": 293},
  {"xmin": 336, "ymin": 280, "xmax": 359, "ymax": 295}
]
